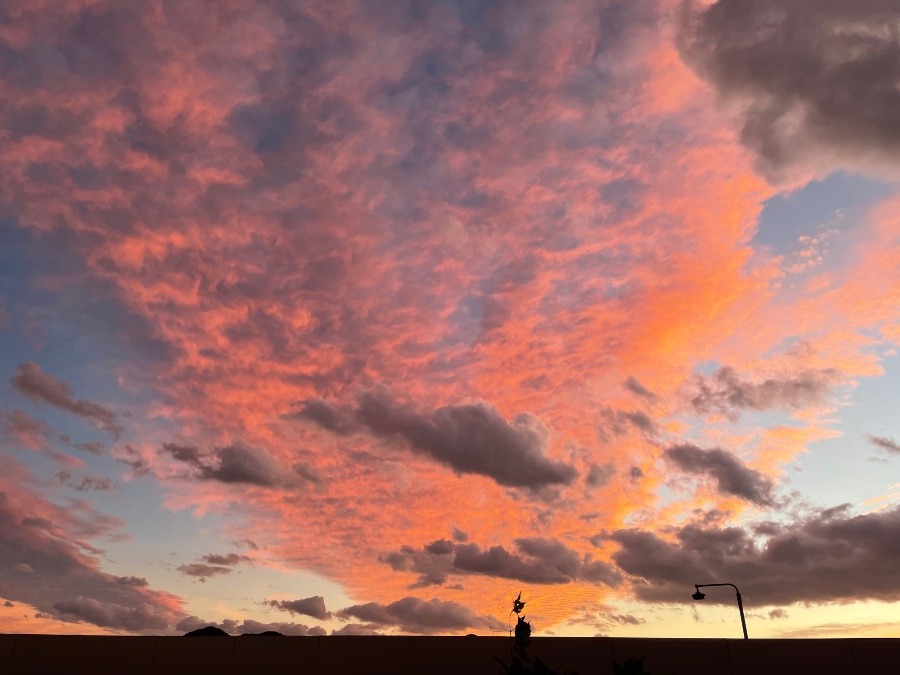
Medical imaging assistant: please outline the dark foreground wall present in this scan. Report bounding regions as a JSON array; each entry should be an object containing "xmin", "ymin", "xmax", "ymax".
[{"xmin": 1, "ymin": 634, "xmax": 898, "ymax": 674}]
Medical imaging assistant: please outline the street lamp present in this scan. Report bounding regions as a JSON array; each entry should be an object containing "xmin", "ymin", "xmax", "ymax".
[{"xmin": 692, "ymin": 583, "xmax": 748, "ymax": 639}]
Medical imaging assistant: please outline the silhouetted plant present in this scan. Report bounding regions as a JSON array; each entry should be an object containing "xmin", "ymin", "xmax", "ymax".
[
  {"xmin": 494, "ymin": 592, "xmax": 577, "ymax": 675},
  {"xmin": 612, "ymin": 656, "xmax": 654, "ymax": 674},
  {"xmin": 514, "ymin": 614, "xmax": 532, "ymax": 649}
]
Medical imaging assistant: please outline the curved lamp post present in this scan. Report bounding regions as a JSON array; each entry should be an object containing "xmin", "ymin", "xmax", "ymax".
[{"xmin": 692, "ymin": 583, "xmax": 748, "ymax": 639}]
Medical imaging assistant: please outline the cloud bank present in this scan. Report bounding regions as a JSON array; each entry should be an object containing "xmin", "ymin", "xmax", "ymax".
[
  {"xmin": 11, "ymin": 362, "xmax": 122, "ymax": 437},
  {"xmin": 612, "ymin": 504, "xmax": 900, "ymax": 605},
  {"xmin": 382, "ymin": 536, "xmax": 620, "ymax": 588},
  {"xmin": 0, "ymin": 479, "xmax": 182, "ymax": 631}
]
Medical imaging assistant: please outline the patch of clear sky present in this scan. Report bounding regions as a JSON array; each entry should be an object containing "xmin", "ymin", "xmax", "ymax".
[{"xmin": 752, "ymin": 171, "xmax": 894, "ymax": 252}]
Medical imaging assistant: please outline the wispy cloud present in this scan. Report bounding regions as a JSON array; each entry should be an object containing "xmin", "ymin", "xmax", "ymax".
[
  {"xmin": 868, "ymin": 435, "xmax": 900, "ymax": 454},
  {"xmin": 691, "ymin": 366, "xmax": 838, "ymax": 420},
  {"xmin": 177, "ymin": 552, "xmax": 250, "ymax": 582},
  {"xmin": 0, "ymin": 468, "xmax": 183, "ymax": 631},
  {"xmin": 11, "ymin": 362, "xmax": 122, "ymax": 438}
]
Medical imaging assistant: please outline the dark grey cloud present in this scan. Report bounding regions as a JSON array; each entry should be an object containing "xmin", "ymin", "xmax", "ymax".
[
  {"xmin": 59, "ymin": 6, "xmax": 158, "ymax": 83},
  {"xmin": 161, "ymin": 442, "xmax": 203, "ymax": 467},
  {"xmin": 2, "ymin": 103, "xmax": 87, "ymax": 141},
  {"xmin": 336, "ymin": 596, "xmax": 501, "ymax": 634},
  {"xmin": 73, "ymin": 441, "xmax": 105, "ymax": 455},
  {"xmin": 22, "ymin": 516, "xmax": 54, "ymax": 530},
  {"xmin": 624, "ymin": 376, "xmax": 655, "ymax": 400},
  {"xmin": 0, "ymin": 408, "xmax": 56, "ymax": 453},
  {"xmin": 331, "ymin": 623, "xmax": 382, "ymax": 636},
  {"xmin": 115, "ymin": 444, "xmax": 150, "ymax": 476},
  {"xmin": 601, "ymin": 177, "xmax": 647, "ymax": 221},
  {"xmin": 177, "ymin": 552, "xmax": 250, "ymax": 581},
  {"xmin": 201, "ymin": 553, "xmax": 250, "ymax": 566},
  {"xmin": 868, "ymin": 435, "xmax": 900, "ymax": 454},
  {"xmin": 73, "ymin": 476, "xmax": 116, "ymax": 492},
  {"xmin": 691, "ymin": 366, "xmax": 837, "ymax": 420},
  {"xmin": 597, "ymin": 407, "xmax": 658, "ymax": 441},
  {"xmin": 455, "ymin": 542, "xmax": 576, "ymax": 585},
  {"xmin": 293, "ymin": 397, "xmax": 356, "ymax": 434},
  {"xmin": 678, "ymin": 0, "xmax": 900, "ymax": 178},
  {"xmin": 611, "ymin": 613, "xmax": 645, "ymax": 626},
  {"xmin": 176, "ymin": 563, "xmax": 233, "ymax": 581},
  {"xmin": 176, "ymin": 615, "xmax": 326, "ymax": 636},
  {"xmin": 665, "ymin": 444, "xmax": 776, "ymax": 506},
  {"xmin": 293, "ymin": 389, "xmax": 578, "ymax": 490},
  {"xmin": 586, "ymin": 462, "xmax": 616, "ymax": 488},
  {"xmin": 161, "ymin": 441, "xmax": 291, "ymax": 487},
  {"xmin": 0, "ymin": 487, "xmax": 182, "ymax": 630},
  {"xmin": 174, "ymin": 616, "xmax": 229, "ymax": 634},
  {"xmin": 52, "ymin": 596, "xmax": 171, "ymax": 631},
  {"xmin": 266, "ymin": 595, "xmax": 331, "ymax": 621},
  {"xmin": 611, "ymin": 503, "xmax": 900, "ymax": 605},
  {"xmin": 0, "ymin": 408, "xmax": 95, "ymax": 468},
  {"xmin": 381, "ymin": 536, "xmax": 620, "ymax": 588},
  {"xmin": 203, "ymin": 444, "xmax": 284, "ymax": 485},
  {"xmin": 381, "ymin": 543, "xmax": 459, "ymax": 587},
  {"xmin": 450, "ymin": 526, "xmax": 468, "ymax": 542},
  {"xmin": 240, "ymin": 619, "xmax": 326, "ymax": 636},
  {"xmin": 291, "ymin": 461, "xmax": 324, "ymax": 485},
  {"xmin": 10, "ymin": 362, "xmax": 122, "ymax": 437}
]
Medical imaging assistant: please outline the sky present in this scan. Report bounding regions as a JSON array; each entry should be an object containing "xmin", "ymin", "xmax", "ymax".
[{"xmin": 0, "ymin": 0, "xmax": 899, "ymax": 639}]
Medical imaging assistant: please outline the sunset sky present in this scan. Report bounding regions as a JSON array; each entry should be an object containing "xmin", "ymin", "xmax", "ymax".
[{"xmin": 1, "ymin": 0, "xmax": 899, "ymax": 639}]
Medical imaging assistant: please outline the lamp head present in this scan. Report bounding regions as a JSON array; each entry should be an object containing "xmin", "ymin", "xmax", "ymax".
[{"xmin": 692, "ymin": 589, "xmax": 706, "ymax": 601}]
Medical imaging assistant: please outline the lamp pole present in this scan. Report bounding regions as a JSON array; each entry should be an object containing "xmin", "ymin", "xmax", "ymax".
[{"xmin": 692, "ymin": 583, "xmax": 748, "ymax": 639}]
